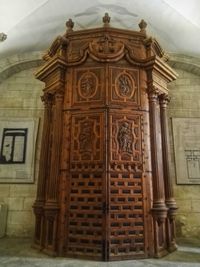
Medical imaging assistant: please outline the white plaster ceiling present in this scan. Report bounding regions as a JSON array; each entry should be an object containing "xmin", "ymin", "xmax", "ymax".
[{"xmin": 0, "ymin": 0, "xmax": 200, "ymax": 58}]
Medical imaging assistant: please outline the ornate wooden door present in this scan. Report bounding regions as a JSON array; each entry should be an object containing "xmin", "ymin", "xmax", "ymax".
[
  {"xmin": 33, "ymin": 14, "xmax": 178, "ymax": 261},
  {"xmin": 63, "ymin": 63, "xmax": 151, "ymax": 260}
]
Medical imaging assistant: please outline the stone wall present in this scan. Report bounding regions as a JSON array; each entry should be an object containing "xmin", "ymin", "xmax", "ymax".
[
  {"xmin": 0, "ymin": 52, "xmax": 44, "ymax": 237},
  {"xmin": 168, "ymin": 55, "xmax": 200, "ymax": 243}
]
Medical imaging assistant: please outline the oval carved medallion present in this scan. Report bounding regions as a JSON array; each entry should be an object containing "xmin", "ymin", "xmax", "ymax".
[
  {"xmin": 78, "ymin": 72, "xmax": 98, "ymax": 99},
  {"xmin": 116, "ymin": 73, "xmax": 135, "ymax": 98}
]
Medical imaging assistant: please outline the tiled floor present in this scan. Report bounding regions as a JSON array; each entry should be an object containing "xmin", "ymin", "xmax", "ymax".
[{"xmin": 0, "ymin": 238, "xmax": 200, "ymax": 267}]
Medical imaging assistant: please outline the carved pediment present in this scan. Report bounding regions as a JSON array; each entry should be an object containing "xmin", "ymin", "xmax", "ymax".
[
  {"xmin": 89, "ymin": 34, "xmax": 125, "ymax": 62},
  {"xmin": 43, "ymin": 35, "xmax": 69, "ymax": 61},
  {"xmin": 144, "ymin": 37, "xmax": 165, "ymax": 58}
]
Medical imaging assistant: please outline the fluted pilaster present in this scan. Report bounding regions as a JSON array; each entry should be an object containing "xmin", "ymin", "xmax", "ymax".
[
  {"xmin": 46, "ymin": 90, "xmax": 64, "ymax": 203},
  {"xmin": 159, "ymin": 93, "xmax": 177, "ymax": 251},
  {"xmin": 148, "ymin": 88, "xmax": 168, "ymax": 215}
]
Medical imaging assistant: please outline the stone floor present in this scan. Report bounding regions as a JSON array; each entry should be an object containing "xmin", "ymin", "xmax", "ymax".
[{"xmin": 0, "ymin": 238, "xmax": 200, "ymax": 267}]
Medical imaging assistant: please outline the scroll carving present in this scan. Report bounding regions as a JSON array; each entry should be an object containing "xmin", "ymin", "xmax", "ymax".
[
  {"xmin": 43, "ymin": 35, "xmax": 69, "ymax": 61},
  {"xmin": 89, "ymin": 34, "xmax": 124, "ymax": 61}
]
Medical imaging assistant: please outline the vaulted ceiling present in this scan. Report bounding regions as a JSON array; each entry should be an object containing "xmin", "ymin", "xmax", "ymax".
[{"xmin": 1, "ymin": 0, "xmax": 200, "ymax": 59}]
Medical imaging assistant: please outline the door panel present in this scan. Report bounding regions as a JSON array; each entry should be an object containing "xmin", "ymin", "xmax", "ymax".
[{"xmin": 67, "ymin": 112, "xmax": 105, "ymax": 259}]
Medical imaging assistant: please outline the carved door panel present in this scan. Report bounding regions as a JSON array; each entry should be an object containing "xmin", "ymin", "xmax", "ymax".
[
  {"xmin": 66, "ymin": 111, "xmax": 106, "ymax": 259},
  {"xmin": 108, "ymin": 112, "xmax": 147, "ymax": 259}
]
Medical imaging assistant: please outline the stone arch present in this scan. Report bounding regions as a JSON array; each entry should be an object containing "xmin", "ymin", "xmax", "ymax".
[
  {"xmin": 0, "ymin": 51, "xmax": 43, "ymax": 84},
  {"xmin": 168, "ymin": 53, "xmax": 200, "ymax": 76}
]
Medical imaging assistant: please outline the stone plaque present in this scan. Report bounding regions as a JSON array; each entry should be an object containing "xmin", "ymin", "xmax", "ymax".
[
  {"xmin": 0, "ymin": 118, "xmax": 39, "ymax": 183},
  {"xmin": 172, "ymin": 118, "xmax": 200, "ymax": 184}
]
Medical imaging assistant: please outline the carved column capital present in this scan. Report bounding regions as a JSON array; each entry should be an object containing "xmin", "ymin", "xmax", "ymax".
[
  {"xmin": 54, "ymin": 90, "xmax": 64, "ymax": 102},
  {"xmin": 159, "ymin": 93, "xmax": 170, "ymax": 108},
  {"xmin": 41, "ymin": 92, "xmax": 53, "ymax": 108},
  {"xmin": 47, "ymin": 90, "xmax": 64, "ymax": 106},
  {"xmin": 148, "ymin": 87, "xmax": 160, "ymax": 102}
]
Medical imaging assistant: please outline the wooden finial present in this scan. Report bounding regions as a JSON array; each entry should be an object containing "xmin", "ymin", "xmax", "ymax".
[
  {"xmin": 103, "ymin": 13, "xmax": 111, "ymax": 27},
  {"xmin": 138, "ymin": 19, "xmax": 147, "ymax": 34},
  {"xmin": 66, "ymin": 18, "xmax": 74, "ymax": 33},
  {"xmin": 0, "ymin": 32, "xmax": 7, "ymax": 42}
]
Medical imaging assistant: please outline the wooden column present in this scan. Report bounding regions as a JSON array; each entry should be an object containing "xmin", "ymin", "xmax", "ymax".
[
  {"xmin": 44, "ymin": 89, "xmax": 64, "ymax": 255},
  {"xmin": 148, "ymin": 87, "xmax": 168, "ymax": 257},
  {"xmin": 159, "ymin": 94, "xmax": 177, "ymax": 252},
  {"xmin": 33, "ymin": 92, "xmax": 53, "ymax": 248}
]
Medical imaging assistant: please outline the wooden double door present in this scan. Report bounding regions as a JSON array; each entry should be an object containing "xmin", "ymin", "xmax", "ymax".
[{"xmin": 63, "ymin": 64, "xmax": 152, "ymax": 260}]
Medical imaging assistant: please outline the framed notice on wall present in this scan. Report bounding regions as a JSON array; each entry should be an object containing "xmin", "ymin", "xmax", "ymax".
[
  {"xmin": 172, "ymin": 117, "xmax": 200, "ymax": 184},
  {"xmin": 0, "ymin": 118, "xmax": 39, "ymax": 183}
]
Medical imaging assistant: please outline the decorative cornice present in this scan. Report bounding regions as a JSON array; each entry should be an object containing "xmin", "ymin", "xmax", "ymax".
[
  {"xmin": 35, "ymin": 56, "xmax": 67, "ymax": 81},
  {"xmin": 145, "ymin": 56, "xmax": 178, "ymax": 82}
]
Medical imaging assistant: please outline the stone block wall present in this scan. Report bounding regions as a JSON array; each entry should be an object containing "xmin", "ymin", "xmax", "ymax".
[
  {"xmin": 0, "ymin": 53, "xmax": 43, "ymax": 237},
  {"xmin": 168, "ymin": 57, "xmax": 200, "ymax": 242}
]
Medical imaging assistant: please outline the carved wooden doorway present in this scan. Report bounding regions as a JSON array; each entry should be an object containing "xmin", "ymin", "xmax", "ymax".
[{"xmin": 33, "ymin": 14, "xmax": 178, "ymax": 261}]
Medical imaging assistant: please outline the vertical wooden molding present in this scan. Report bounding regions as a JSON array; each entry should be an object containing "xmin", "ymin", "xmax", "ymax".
[
  {"xmin": 43, "ymin": 89, "xmax": 64, "ymax": 255},
  {"xmin": 46, "ymin": 90, "xmax": 64, "ymax": 202},
  {"xmin": 33, "ymin": 92, "xmax": 53, "ymax": 248},
  {"xmin": 159, "ymin": 94, "xmax": 178, "ymax": 252}
]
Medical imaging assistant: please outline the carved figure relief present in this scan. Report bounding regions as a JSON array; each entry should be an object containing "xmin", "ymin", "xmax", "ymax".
[
  {"xmin": 111, "ymin": 114, "xmax": 141, "ymax": 162},
  {"xmin": 71, "ymin": 114, "xmax": 103, "ymax": 161},
  {"xmin": 78, "ymin": 72, "xmax": 98, "ymax": 99},
  {"xmin": 79, "ymin": 120, "xmax": 94, "ymax": 152},
  {"xmin": 117, "ymin": 74, "xmax": 133, "ymax": 97},
  {"xmin": 117, "ymin": 121, "xmax": 133, "ymax": 154}
]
